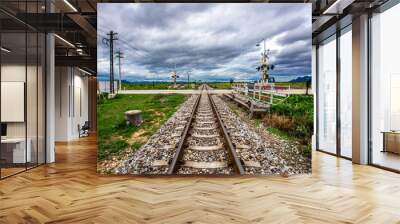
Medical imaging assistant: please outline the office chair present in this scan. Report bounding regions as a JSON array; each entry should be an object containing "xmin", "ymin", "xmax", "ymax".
[{"xmin": 79, "ymin": 121, "xmax": 90, "ymax": 138}]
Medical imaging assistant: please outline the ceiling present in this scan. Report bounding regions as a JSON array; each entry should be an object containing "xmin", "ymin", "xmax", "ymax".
[{"xmin": 0, "ymin": 0, "xmax": 394, "ymax": 73}]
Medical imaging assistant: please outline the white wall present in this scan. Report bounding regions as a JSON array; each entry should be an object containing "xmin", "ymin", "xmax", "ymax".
[
  {"xmin": 1, "ymin": 63, "xmax": 46, "ymax": 164},
  {"xmin": 55, "ymin": 67, "xmax": 89, "ymax": 141},
  {"xmin": 1, "ymin": 65, "xmax": 43, "ymax": 137},
  {"xmin": 55, "ymin": 67, "xmax": 69, "ymax": 141}
]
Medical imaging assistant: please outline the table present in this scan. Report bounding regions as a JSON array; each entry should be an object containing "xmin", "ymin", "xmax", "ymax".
[
  {"xmin": 1, "ymin": 138, "xmax": 31, "ymax": 164},
  {"xmin": 382, "ymin": 131, "xmax": 400, "ymax": 154}
]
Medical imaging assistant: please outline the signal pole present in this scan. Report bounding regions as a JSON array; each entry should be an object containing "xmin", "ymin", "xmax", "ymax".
[
  {"xmin": 171, "ymin": 64, "xmax": 179, "ymax": 88},
  {"xmin": 103, "ymin": 31, "xmax": 118, "ymax": 94},
  {"xmin": 260, "ymin": 40, "xmax": 269, "ymax": 83},
  {"xmin": 115, "ymin": 50, "xmax": 124, "ymax": 92},
  {"xmin": 256, "ymin": 39, "xmax": 270, "ymax": 84}
]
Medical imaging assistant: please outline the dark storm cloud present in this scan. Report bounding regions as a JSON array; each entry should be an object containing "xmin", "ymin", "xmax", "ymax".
[{"xmin": 98, "ymin": 3, "xmax": 311, "ymax": 82}]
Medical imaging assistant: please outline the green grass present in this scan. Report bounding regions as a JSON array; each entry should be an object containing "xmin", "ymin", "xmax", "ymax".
[
  {"xmin": 121, "ymin": 82, "xmax": 196, "ymax": 90},
  {"xmin": 274, "ymin": 82, "xmax": 310, "ymax": 88},
  {"xmin": 271, "ymin": 95, "xmax": 314, "ymax": 118},
  {"xmin": 268, "ymin": 126, "xmax": 311, "ymax": 157},
  {"xmin": 267, "ymin": 94, "xmax": 314, "ymax": 145},
  {"xmin": 97, "ymin": 94, "xmax": 186, "ymax": 160},
  {"xmin": 267, "ymin": 127, "xmax": 291, "ymax": 141},
  {"xmin": 206, "ymin": 82, "xmax": 233, "ymax": 89}
]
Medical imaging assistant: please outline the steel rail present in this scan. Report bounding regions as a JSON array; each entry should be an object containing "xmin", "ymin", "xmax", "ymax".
[
  {"xmin": 167, "ymin": 86, "xmax": 202, "ymax": 174},
  {"xmin": 168, "ymin": 84, "xmax": 244, "ymax": 175},
  {"xmin": 207, "ymin": 87, "xmax": 245, "ymax": 175}
]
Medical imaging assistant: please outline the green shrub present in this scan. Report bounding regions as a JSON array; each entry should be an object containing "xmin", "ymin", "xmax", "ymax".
[{"xmin": 265, "ymin": 95, "xmax": 313, "ymax": 145}]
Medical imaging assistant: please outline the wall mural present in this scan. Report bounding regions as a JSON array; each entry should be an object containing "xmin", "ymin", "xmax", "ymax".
[{"xmin": 97, "ymin": 3, "xmax": 313, "ymax": 176}]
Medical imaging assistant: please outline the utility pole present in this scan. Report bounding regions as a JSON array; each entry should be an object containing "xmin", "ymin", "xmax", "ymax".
[
  {"xmin": 187, "ymin": 71, "xmax": 190, "ymax": 88},
  {"xmin": 102, "ymin": 31, "xmax": 118, "ymax": 94},
  {"xmin": 115, "ymin": 49, "xmax": 124, "ymax": 92},
  {"xmin": 152, "ymin": 72, "xmax": 155, "ymax": 87}
]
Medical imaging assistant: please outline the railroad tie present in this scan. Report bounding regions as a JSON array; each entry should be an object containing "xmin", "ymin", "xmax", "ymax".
[
  {"xmin": 193, "ymin": 126, "xmax": 216, "ymax": 131},
  {"xmin": 190, "ymin": 144, "xmax": 224, "ymax": 151},
  {"xmin": 243, "ymin": 160, "xmax": 261, "ymax": 168},
  {"xmin": 235, "ymin": 144, "xmax": 251, "ymax": 150},
  {"xmin": 152, "ymin": 160, "xmax": 169, "ymax": 167},
  {"xmin": 183, "ymin": 161, "xmax": 228, "ymax": 169},
  {"xmin": 192, "ymin": 133, "xmax": 220, "ymax": 138}
]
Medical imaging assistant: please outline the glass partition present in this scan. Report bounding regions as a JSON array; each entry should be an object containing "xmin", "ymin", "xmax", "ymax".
[
  {"xmin": 0, "ymin": 1, "xmax": 46, "ymax": 179},
  {"xmin": 1, "ymin": 31, "xmax": 28, "ymax": 177},
  {"xmin": 317, "ymin": 35, "xmax": 337, "ymax": 154}
]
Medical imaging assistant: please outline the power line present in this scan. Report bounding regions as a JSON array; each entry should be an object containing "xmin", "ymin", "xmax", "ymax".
[
  {"xmin": 115, "ymin": 49, "xmax": 124, "ymax": 92},
  {"xmin": 102, "ymin": 30, "xmax": 118, "ymax": 94},
  {"xmin": 98, "ymin": 27, "xmax": 148, "ymax": 57}
]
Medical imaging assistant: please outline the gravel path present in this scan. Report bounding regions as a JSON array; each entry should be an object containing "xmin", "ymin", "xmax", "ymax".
[
  {"xmin": 113, "ymin": 95, "xmax": 198, "ymax": 175},
  {"xmin": 212, "ymin": 95, "xmax": 311, "ymax": 176},
  {"xmin": 112, "ymin": 92, "xmax": 311, "ymax": 176}
]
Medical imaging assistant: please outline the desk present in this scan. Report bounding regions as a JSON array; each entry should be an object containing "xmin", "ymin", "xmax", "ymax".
[
  {"xmin": 382, "ymin": 131, "xmax": 400, "ymax": 154},
  {"xmin": 1, "ymin": 138, "xmax": 31, "ymax": 163}
]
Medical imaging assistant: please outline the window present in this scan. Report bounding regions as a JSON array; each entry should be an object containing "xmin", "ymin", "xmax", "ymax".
[
  {"xmin": 339, "ymin": 26, "xmax": 352, "ymax": 158},
  {"xmin": 370, "ymin": 3, "xmax": 400, "ymax": 171},
  {"xmin": 317, "ymin": 35, "xmax": 337, "ymax": 154}
]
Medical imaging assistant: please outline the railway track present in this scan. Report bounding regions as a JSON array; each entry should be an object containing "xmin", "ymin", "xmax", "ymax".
[
  {"xmin": 166, "ymin": 85, "xmax": 244, "ymax": 175},
  {"xmin": 115, "ymin": 84, "xmax": 307, "ymax": 176}
]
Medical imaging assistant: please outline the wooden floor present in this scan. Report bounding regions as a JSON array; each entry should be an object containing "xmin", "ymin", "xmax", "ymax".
[
  {"xmin": 372, "ymin": 151, "xmax": 400, "ymax": 171},
  {"xmin": 1, "ymin": 136, "xmax": 400, "ymax": 223}
]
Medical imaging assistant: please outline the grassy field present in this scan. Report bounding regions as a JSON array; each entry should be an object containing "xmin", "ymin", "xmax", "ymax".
[
  {"xmin": 208, "ymin": 81, "xmax": 310, "ymax": 89},
  {"xmin": 97, "ymin": 94, "xmax": 186, "ymax": 161},
  {"xmin": 118, "ymin": 81, "xmax": 310, "ymax": 90},
  {"xmin": 121, "ymin": 82, "xmax": 234, "ymax": 90},
  {"xmin": 225, "ymin": 93, "xmax": 313, "ymax": 156},
  {"xmin": 265, "ymin": 95, "xmax": 313, "ymax": 149},
  {"xmin": 274, "ymin": 82, "xmax": 309, "ymax": 88},
  {"xmin": 207, "ymin": 82, "xmax": 233, "ymax": 89}
]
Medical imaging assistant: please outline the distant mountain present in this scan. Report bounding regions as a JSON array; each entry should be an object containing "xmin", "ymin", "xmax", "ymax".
[{"xmin": 289, "ymin": 76, "xmax": 311, "ymax": 82}]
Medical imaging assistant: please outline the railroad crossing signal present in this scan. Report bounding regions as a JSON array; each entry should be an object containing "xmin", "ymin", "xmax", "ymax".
[
  {"xmin": 256, "ymin": 40, "xmax": 274, "ymax": 83},
  {"xmin": 171, "ymin": 70, "xmax": 179, "ymax": 88},
  {"xmin": 170, "ymin": 64, "xmax": 180, "ymax": 88}
]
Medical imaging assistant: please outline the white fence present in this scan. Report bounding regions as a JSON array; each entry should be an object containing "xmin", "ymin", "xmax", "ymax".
[
  {"xmin": 98, "ymin": 80, "xmax": 120, "ymax": 93},
  {"xmin": 233, "ymin": 83, "xmax": 294, "ymax": 105}
]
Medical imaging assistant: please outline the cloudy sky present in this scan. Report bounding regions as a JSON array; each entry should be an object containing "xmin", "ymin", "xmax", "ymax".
[{"xmin": 98, "ymin": 3, "xmax": 311, "ymax": 82}]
